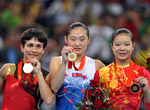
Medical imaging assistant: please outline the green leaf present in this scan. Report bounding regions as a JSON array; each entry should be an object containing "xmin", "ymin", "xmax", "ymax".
[
  {"xmin": 99, "ymin": 77, "xmax": 101, "ymax": 88},
  {"xmin": 87, "ymin": 91, "xmax": 90, "ymax": 103},
  {"xmin": 106, "ymin": 85, "xmax": 109, "ymax": 99}
]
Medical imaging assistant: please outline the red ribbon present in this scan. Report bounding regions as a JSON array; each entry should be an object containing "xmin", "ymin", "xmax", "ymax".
[{"xmin": 67, "ymin": 54, "xmax": 85, "ymax": 71}]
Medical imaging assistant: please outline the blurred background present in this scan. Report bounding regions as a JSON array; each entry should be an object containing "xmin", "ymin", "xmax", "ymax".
[
  {"xmin": 0, "ymin": 0, "xmax": 150, "ymax": 69},
  {"xmin": 0, "ymin": 0, "xmax": 150, "ymax": 109}
]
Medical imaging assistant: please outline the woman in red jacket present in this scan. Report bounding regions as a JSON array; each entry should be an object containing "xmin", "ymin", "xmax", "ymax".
[{"xmin": 94, "ymin": 28, "xmax": 150, "ymax": 110}]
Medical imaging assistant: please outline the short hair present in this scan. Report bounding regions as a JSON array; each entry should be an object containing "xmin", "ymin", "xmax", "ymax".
[
  {"xmin": 111, "ymin": 28, "xmax": 134, "ymax": 44},
  {"xmin": 21, "ymin": 28, "xmax": 48, "ymax": 49},
  {"xmin": 66, "ymin": 22, "xmax": 89, "ymax": 38}
]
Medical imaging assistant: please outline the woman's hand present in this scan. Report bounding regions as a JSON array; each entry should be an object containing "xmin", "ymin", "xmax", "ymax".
[
  {"xmin": 61, "ymin": 46, "xmax": 74, "ymax": 64},
  {"xmin": 30, "ymin": 58, "xmax": 41, "ymax": 75},
  {"xmin": 135, "ymin": 76, "xmax": 149, "ymax": 93}
]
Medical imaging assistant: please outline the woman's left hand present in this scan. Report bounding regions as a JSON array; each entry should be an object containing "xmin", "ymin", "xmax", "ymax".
[{"xmin": 30, "ymin": 58, "xmax": 41, "ymax": 75}]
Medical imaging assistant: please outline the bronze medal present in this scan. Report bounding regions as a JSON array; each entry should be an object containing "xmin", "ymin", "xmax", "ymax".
[{"xmin": 130, "ymin": 83, "xmax": 140, "ymax": 93}]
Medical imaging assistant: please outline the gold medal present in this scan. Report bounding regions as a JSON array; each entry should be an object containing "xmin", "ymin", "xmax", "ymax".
[{"xmin": 68, "ymin": 52, "xmax": 77, "ymax": 62}]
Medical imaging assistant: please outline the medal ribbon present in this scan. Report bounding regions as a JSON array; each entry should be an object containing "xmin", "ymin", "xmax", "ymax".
[
  {"xmin": 114, "ymin": 60, "xmax": 134, "ymax": 88},
  {"xmin": 67, "ymin": 54, "xmax": 85, "ymax": 71},
  {"xmin": 18, "ymin": 58, "xmax": 37, "ymax": 85}
]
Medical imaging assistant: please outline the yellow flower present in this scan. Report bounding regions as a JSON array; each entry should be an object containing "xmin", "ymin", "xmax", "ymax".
[{"xmin": 99, "ymin": 66, "xmax": 110, "ymax": 83}]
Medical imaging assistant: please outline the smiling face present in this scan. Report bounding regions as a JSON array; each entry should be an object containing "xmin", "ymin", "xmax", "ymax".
[
  {"xmin": 21, "ymin": 37, "xmax": 45, "ymax": 62},
  {"xmin": 111, "ymin": 33, "xmax": 135, "ymax": 64},
  {"xmin": 65, "ymin": 27, "xmax": 90, "ymax": 56}
]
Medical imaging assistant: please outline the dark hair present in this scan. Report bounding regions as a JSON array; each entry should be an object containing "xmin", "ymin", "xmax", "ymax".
[
  {"xmin": 112, "ymin": 28, "xmax": 134, "ymax": 44},
  {"xmin": 21, "ymin": 28, "xmax": 48, "ymax": 49},
  {"xmin": 66, "ymin": 22, "xmax": 89, "ymax": 38}
]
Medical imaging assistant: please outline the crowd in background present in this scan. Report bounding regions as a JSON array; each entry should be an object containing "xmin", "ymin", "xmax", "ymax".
[{"xmin": 0, "ymin": 0, "xmax": 150, "ymax": 70}]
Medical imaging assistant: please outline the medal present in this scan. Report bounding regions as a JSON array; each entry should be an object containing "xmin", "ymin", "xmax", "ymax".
[
  {"xmin": 68, "ymin": 52, "xmax": 77, "ymax": 62},
  {"xmin": 130, "ymin": 82, "xmax": 140, "ymax": 93},
  {"xmin": 18, "ymin": 59, "xmax": 37, "ymax": 85},
  {"xmin": 23, "ymin": 61, "xmax": 33, "ymax": 73},
  {"xmin": 67, "ymin": 54, "xmax": 85, "ymax": 71}
]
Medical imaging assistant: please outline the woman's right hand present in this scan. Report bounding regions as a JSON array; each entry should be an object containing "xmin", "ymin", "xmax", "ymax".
[{"xmin": 61, "ymin": 46, "xmax": 74, "ymax": 64}]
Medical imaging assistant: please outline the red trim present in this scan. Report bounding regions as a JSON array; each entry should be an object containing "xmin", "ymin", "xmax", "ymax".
[{"xmin": 72, "ymin": 73, "xmax": 82, "ymax": 77}]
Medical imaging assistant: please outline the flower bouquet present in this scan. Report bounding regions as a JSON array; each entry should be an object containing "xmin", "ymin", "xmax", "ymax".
[
  {"xmin": 135, "ymin": 52, "xmax": 150, "ymax": 71},
  {"xmin": 75, "ymin": 79, "xmax": 113, "ymax": 110}
]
